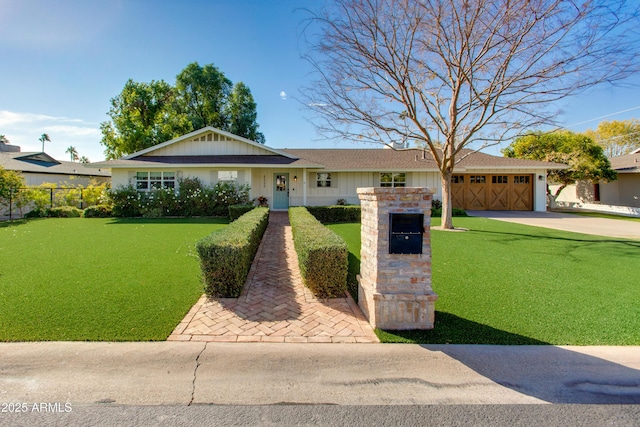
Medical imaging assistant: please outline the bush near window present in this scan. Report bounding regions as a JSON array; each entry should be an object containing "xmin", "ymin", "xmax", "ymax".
[
  {"xmin": 196, "ymin": 207, "xmax": 269, "ymax": 297},
  {"xmin": 108, "ymin": 179, "xmax": 251, "ymax": 218},
  {"xmin": 306, "ymin": 205, "xmax": 361, "ymax": 224},
  {"xmin": 289, "ymin": 207, "xmax": 348, "ymax": 298}
]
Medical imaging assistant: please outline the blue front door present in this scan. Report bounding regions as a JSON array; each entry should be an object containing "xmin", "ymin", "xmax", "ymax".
[{"xmin": 273, "ymin": 173, "xmax": 289, "ymax": 210}]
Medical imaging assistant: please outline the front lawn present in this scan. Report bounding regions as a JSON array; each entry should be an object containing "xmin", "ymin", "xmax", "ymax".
[
  {"xmin": 0, "ymin": 218, "xmax": 227, "ymax": 341},
  {"xmin": 327, "ymin": 218, "xmax": 640, "ymax": 345}
]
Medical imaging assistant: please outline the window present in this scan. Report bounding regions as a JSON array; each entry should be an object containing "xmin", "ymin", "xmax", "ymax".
[
  {"xmin": 469, "ymin": 175, "xmax": 486, "ymax": 184},
  {"xmin": 513, "ymin": 175, "xmax": 531, "ymax": 184},
  {"xmin": 218, "ymin": 170, "xmax": 238, "ymax": 182},
  {"xmin": 452, "ymin": 175, "xmax": 464, "ymax": 184},
  {"xmin": 380, "ymin": 172, "xmax": 406, "ymax": 187},
  {"xmin": 316, "ymin": 173, "xmax": 332, "ymax": 187},
  {"xmin": 492, "ymin": 175, "xmax": 508, "ymax": 184},
  {"xmin": 136, "ymin": 171, "xmax": 175, "ymax": 191}
]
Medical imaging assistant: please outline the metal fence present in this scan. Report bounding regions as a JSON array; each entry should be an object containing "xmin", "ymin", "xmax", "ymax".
[{"xmin": 2, "ymin": 187, "xmax": 102, "ymax": 220}]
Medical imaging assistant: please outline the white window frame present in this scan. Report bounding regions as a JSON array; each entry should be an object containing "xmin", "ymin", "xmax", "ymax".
[
  {"xmin": 217, "ymin": 170, "xmax": 238, "ymax": 183},
  {"xmin": 316, "ymin": 172, "xmax": 332, "ymax": 188},
  {"xmin": 135, "ymin": 171, "xmax": 176, "ymax": 191},
  {"xmin": 380, "ymin": 172, "xmax": 406, "ymax": 187}
]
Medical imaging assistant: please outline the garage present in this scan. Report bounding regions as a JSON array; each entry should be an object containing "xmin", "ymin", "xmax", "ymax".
[{"xmin": 451, "ymin": 174, "xmax": 533, "ymax": 211}]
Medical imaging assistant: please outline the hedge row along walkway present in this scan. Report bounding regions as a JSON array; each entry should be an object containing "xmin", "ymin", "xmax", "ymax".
[{"xmin": 169, "ymin": 211, "xmax": 378, "ymax": 343}]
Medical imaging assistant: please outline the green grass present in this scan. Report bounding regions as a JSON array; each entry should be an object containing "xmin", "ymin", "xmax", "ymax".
[
  {"xmin": 0, "ymin": 217, "xmax": 227, "ymax": 341},
  {"xmin": 327, "ymin": 218, "xmax": 640, "ymax": 345}
]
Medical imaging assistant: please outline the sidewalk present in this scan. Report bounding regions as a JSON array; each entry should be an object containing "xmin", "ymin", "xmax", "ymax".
[
  {"xmin": 168, "ymin": 211, "xmax": 378, "ymax": 343},
  {"xmin": 1, "ymin": 342, "xmax": 639, "ymax": 405}
]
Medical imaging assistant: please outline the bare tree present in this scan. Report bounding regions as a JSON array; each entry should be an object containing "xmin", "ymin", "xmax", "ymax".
[{"xmin": 302, "ymin": 0, "xmax": 640, "ymax": 228}]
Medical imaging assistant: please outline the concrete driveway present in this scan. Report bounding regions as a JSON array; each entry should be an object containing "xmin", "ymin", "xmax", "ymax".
[{"xmin": 467, "ymin": 210, "xmax": 640, "ymax": 240}]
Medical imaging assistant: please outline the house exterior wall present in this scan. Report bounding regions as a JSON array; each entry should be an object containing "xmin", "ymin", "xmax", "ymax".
[
  {"xmin": 552, "ymin": 174, "xmax": 639, "ymax": 208},
  {"xmin": 150, "ymin": 131, "xmax": 274, "ymax": 156}
]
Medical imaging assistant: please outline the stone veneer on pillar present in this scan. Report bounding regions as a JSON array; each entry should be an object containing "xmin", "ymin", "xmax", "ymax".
[{"xmin": 356, "ymin": 187, "xmax": 438, "ymax": 330}]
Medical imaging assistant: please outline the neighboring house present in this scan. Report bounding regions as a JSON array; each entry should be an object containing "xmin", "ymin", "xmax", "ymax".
[
  {"xmin": 551, "ymin": 152, "xmax": 640, "ymax": 209},
  {"xmin": 1, "ymin": 144, "xmax": 111, "ymax": 186},
  {"xmin": 91, "ymin": 127, "xmax": 564, "ymax": 212}
]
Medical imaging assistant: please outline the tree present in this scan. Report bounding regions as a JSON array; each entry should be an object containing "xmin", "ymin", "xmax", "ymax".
[
  {"xmin": 503, "ymin": 131, "xmax": 617, "ymax": 205},
  {"xmin": 66, "ymin": 146, "xmax": 79, "ymax": 162},
  {"xmin": 584, "ymin": 119, "xmax": 640, "ymax": 158},
  {"xmin": 101, "ymin": 63, "xmax": 267, "ymax": 158},
  {"xmin": 0, "ymin": 135, "xmax": 9, "ymax": 144},
  {"xmin": 100, "ymin": 79, "xmax": 192, "ymax": 159},
  {"xmin": 175, "ymin": 62, "xmax": 233, "ymax": 130},
  {"xmin": 227, "ymin": 82, "xmax": 265, "ymax": 144},
  {"xmin": 0, "ymin": 166, "xmax": 24, "ymax": 206},
  {"xmin": 38, "ymin": 133, "xmax": 50, "ymax": 153},
  {"xmin": 79, "ymin": 156, "xmax": 90, "ymax": 164},
  {"xmin": 302, "ymin": 0, "xmax": 640, "ymax": 228}
]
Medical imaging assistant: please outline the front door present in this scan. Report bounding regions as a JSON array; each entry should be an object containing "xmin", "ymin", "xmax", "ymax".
[{"xmin": 273, "ymin": 173, "xmax": 289, "ymax": 210}]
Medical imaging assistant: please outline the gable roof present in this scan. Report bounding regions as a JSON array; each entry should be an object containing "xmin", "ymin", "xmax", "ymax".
[
  {"xmin": 123, "ymin": 127, "xmax": 297, "ymax": 160},
  {"xmin": 609, "ymin": 153, "xmax": 640, "ymax": 173},
  {"xmin": 0, "ymin": 152, "xmax": 111, "ymax": 177}
]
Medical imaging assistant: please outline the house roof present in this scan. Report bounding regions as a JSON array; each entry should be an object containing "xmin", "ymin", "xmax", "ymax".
[
  {"xmin": 0, "ymin": 152, "xmax": 111, "ymax": 177},
  {"xmin": 609, "ymin": 153, "xmax": 640, "ymax": 173},
  {"xmin": 89, "ymin": 126, "xmax": 565, "ymax": 172},
  {"xmin": 281, "ymin": 148, "xmax": 566, "ymax": 171}
]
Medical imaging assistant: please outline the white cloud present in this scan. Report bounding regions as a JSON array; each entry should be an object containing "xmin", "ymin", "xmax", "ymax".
[
  {"xmin": 280, "ymin": 91, "xmax": 287, "ymax": 100},
  {"xmin": 0, "ymin": 110, "xmax": 104, "ymax": 161}
]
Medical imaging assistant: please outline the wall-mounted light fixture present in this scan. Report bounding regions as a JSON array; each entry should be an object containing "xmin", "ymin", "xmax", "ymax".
[
  {"xmin": 538, "ymin": 175, "xmax": 544, "ymax": 181},
  {"xmin": 294, "ymin": 175, "xmax": 298, "ymax": 182}
]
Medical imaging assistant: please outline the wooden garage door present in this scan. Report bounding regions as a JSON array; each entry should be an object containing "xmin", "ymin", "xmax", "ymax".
[{"xmin": 451, "ymin": 174, "xmax": 532, "ymax": 211}]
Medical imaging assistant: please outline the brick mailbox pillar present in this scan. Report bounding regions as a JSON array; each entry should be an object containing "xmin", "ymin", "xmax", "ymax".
[{"xmin": 356, "ymin": 187, "xmax": 438, "ymax": 330}]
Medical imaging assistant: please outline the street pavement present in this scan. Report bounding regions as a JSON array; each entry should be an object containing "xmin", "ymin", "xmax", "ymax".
[{"xmin": 1, "ymin": 342, "xmax": 639, "ymax": 406}]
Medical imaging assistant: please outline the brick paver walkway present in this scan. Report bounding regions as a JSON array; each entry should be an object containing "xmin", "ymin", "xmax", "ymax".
[{"xmin": 168, "ymin": 212, "xmax": 378, "ymax": 343}]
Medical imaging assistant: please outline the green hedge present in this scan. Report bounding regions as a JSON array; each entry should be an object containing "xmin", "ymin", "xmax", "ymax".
[
  {"xmin": 196, "ymin": 207, "xmax": 269, "ymax": 298},
  {"xmin": 83, "ymin": 204, "xmax": 113, "ymax": 218},
  {"xmin": 289, "ymin": 207, "xmax": 348, "ymax": 298},
  {"xmin": 431, "ymin": 208, "xmax": 468, "ymax": 217},
  {"xmin": 47, "ymin": 206, "xmax": 83, "ymax": 218},
  {"xmin": 306, "ymin": 205, "xmax": 361, "ymax": 224},
  {"xmin": 228, "ymin": 204, "xmax": 255, "ymax": 222}
]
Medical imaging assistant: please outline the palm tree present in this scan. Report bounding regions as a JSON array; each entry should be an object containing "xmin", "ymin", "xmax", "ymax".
[
  {"xmin": 66, "ymin": 146, "xmax": 79, "ymax": 162},
  {"xmin": 39, "ymin": 133, "xmax": 51, "ymax": 153},
  {"xmin": 79, "ymin": 156, "xmax": 90, "ymax": 164},
  {"xmin": 0, "ymin": 134, "xmax": 9, "ymax": 144}
]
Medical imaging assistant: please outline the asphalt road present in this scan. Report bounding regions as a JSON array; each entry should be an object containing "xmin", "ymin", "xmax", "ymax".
[{"xmin": 1, "ymin": 404, "xmax": 640, "ymax": 426}]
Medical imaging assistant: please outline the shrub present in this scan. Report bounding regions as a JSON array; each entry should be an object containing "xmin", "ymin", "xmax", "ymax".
[
  {"xmin": 431, "ymin": 208, "xmax": 468, "ymax": 217},
  {"xmin": 431, "ymin": 199, "xmax": 442, "ymax": 210},
  {"xmin": 229, "ymin": 204, "xmax": 255, "ymax": 221},
  {"xmin": 83, "ymin": 204, "xmax": 113, "ymax": 218},
  {"xmin": 196, "ymin": 207, "xmax": 269, "ymax": 297},
  {"xmin": 289, "ymin": 207, "xmax": 348, "ymax": 298},
  {"xmin": 47, "ymin": 206, "xmax": 83, "ymax": 218},
  {"xmin": 306, "ymin": 205, "xmax": 361, "ymax": 224},
  {"xmin": 109, "ymin": 185, "xmax": 142, "ymax": 217},
  {"xmin": 24, "ymin": 208, "xmax": 46, "ymax": 218}
]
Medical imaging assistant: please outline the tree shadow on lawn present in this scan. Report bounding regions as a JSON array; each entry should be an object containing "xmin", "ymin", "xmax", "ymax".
[
  {"xmin": 378, "ymin": 311, "xmax": 549, "ymax": 345},
  {"xmin": 0, "ymin": 218, "xmax": 38, "ymax": 228},
  {"xmin": 105, "ymin": 217, "xmax": 229, "ymax": 225}
]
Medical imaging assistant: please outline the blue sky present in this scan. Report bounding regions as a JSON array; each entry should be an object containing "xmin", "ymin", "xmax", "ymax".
[{"xmin": 2, "ymin": 0, "xmax": 640, "ymax": 162}]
